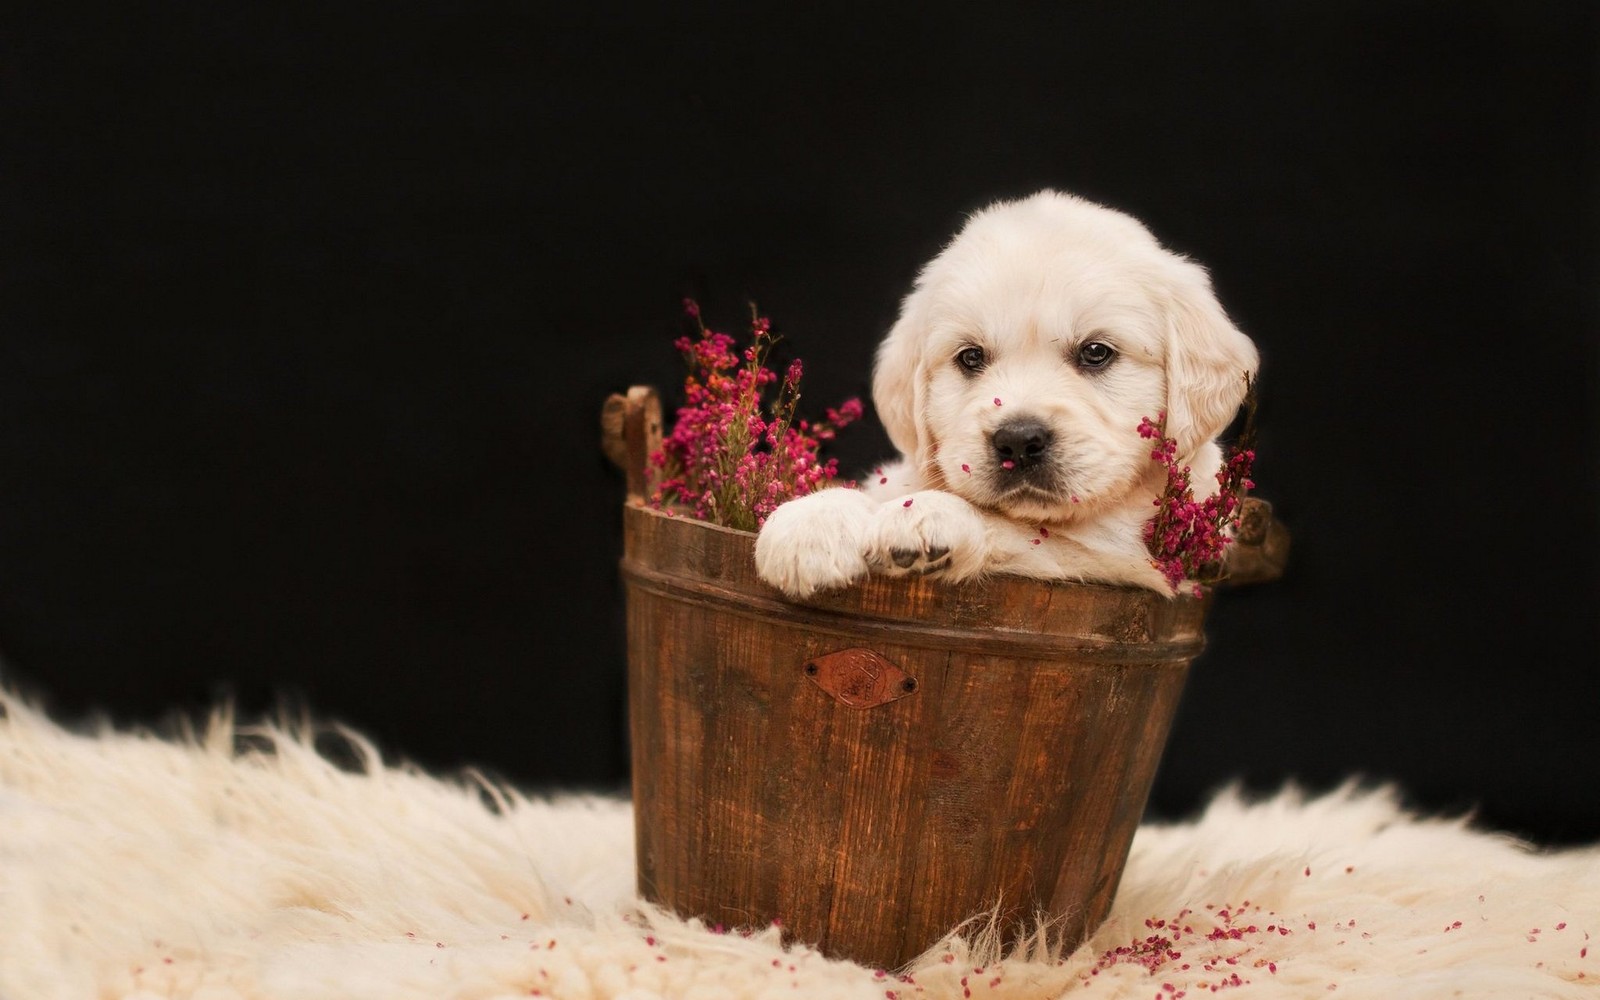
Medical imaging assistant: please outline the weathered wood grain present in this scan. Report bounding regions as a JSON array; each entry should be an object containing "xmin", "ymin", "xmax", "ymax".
[{"xmin": 623, "ymin": 503, "xmax": 1202, "ymax": 968}]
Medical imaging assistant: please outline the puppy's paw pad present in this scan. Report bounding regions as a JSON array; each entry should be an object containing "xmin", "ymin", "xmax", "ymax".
[{"xmin": 882, "ymin": 544, "xmax": 951, "ymax": 575}]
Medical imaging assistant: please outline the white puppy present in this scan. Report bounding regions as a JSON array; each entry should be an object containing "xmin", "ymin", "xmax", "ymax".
[{"xmin": 754, "ymin": 190, "xmax": 1259, "ymax": 598}]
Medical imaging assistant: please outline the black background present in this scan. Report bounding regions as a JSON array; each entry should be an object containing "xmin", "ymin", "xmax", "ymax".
[{"xmin": 5, "ymin": 5, "xmax": 1597, "ymax": 842}]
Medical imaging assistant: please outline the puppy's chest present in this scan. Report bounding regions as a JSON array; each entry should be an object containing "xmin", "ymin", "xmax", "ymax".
[{"xmin": 858, "ymin": 460, "xmax": 924, "ymax": 501}]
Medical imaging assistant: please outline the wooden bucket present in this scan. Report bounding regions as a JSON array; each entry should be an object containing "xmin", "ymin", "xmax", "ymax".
[{"xmin": 604, "ymin": 386, "xmax": 1285, "ymax": 969}]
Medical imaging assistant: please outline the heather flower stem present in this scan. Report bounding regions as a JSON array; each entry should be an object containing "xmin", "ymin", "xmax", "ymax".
[{"xmin": 650, "ymin": 300, "xmax": 863, "ymax": 532}]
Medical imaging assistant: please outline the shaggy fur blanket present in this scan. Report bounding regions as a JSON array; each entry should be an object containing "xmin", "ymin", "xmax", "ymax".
[{"xmin": 2, "ymin": 693, "xmax": 1595, "ymax": 1000}]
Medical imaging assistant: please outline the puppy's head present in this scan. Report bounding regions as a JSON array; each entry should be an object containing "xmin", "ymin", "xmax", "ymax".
[{"xmin": 873, "ymin": 190, "xmax": 1258, "ymax": 522}]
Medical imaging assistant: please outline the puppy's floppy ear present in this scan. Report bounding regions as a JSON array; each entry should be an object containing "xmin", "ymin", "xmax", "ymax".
[
  {"xmin": 872, "ymin": 289, "xmax": 929, "ymax": 464},
  {"xmin": 1164, "ymin": 263, "xmax": 1259, "ymax": 458}
]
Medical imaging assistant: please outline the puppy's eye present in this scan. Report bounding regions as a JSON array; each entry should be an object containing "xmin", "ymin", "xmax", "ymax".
[
  {"xmin": 1076, "ymin": 341, "xmax": 1116, "ymax": 370},
  {"xmin": 955, "ymin": 346, "xmax": 987, "ymax": 372}
]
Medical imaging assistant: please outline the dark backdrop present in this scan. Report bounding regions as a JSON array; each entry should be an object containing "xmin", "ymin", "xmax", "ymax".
[{"xmin": 5, "ymin": 5, "xmax": 1597, "ymax": 843}]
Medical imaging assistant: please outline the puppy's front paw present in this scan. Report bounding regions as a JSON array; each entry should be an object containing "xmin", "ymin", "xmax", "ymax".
[
  {"xmin": 869, "ymin": 491, "xmax": 990, "ymax": 582},
  {"xmin": 755, "ymin": 489, "xmax": 878, "ymax": 598}
]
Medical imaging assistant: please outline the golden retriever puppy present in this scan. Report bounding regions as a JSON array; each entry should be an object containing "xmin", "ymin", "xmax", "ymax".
[{"xmin": 754, "ymin": 190, "xmax": 1259, "ymax": 598}]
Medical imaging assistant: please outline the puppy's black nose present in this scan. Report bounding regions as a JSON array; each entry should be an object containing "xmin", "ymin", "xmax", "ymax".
[{"xmin": 992, "ymin": 420, "xmax": 1053, "ymax": 469}]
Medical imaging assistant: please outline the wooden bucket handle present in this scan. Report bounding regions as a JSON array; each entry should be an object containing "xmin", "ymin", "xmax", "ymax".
[
  {"xmin": 1224, "ymin": 495, "xmax": 1290, "ymax": 586},
  {"xmin": 600, "ymin": 384, "xmax": 1286, "ymax": 586},
  {"xmin": 601, "ymin": 385, "xmax": 662, "ymax": 503}
]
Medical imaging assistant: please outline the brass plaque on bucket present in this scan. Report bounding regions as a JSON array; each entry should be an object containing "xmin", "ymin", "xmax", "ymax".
[{"xmin": 802, "ymin": 648, "xmax": 918, "ymax": 709}]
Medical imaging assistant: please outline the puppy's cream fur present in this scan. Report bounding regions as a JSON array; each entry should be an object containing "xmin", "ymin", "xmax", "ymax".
[{"xmin": 756, "ymin": 190, "xmax": 1258, "ymax": 598}]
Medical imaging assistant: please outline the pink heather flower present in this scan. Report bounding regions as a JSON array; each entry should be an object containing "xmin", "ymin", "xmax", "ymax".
[
  {"xmin": 1139, "ymin": 379, "xmax": 1259, "ymax": 590},
  {"xmin": 648, "ymin": 302, "xmax": 862, "ymax": 531},
  {"xmin": 825, "ymin": 398, "xmax": 864, "ymax": 426}
]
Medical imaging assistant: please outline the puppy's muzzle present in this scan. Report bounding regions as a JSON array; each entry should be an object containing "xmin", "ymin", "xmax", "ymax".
[{"xmin": 991, "ymin": 419, "xmax": 1053, "ymax": 471}]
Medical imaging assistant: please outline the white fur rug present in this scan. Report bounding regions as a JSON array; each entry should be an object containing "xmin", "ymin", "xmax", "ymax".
[{"xmin": 2, "ymin": 693, "xmax": 1595, "ymax": 1000}]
